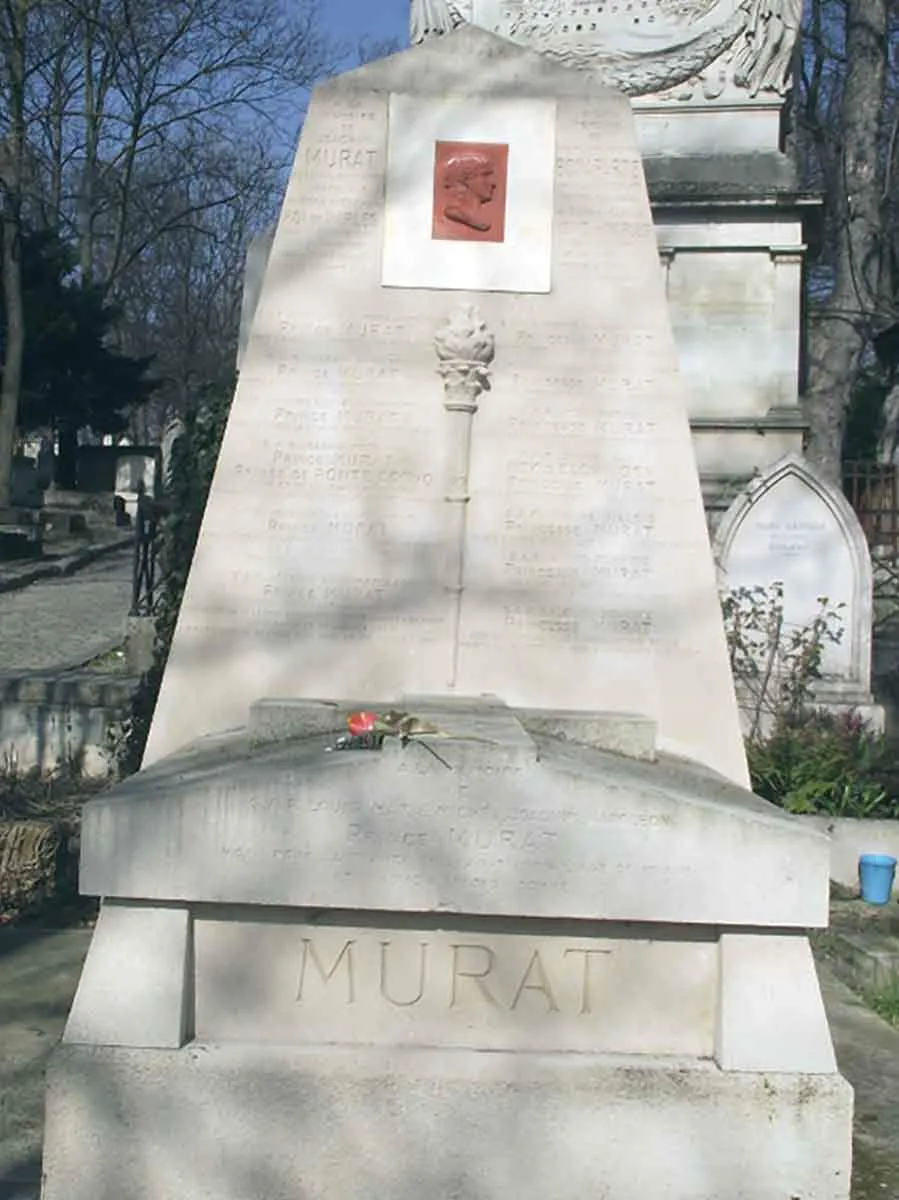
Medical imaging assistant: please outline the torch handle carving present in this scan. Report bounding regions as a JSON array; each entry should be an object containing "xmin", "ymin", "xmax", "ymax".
[{"xmin": 434, "ymin": 307, "xmax": 495, "ymax": 688}]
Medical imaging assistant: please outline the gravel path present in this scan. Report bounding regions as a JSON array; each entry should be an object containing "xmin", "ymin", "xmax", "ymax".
[{"xmin": 0, "ymin": 550, "xmax": 132, "ymax": 673}]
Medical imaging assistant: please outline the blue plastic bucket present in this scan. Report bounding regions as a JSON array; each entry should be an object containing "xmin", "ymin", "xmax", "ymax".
[{"xmin": 858, "ymin": 854, "xmax": 898, "ymax": 905}]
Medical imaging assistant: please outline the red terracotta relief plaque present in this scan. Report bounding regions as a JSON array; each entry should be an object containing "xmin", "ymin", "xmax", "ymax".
[{"xmin": 432, "ymin": 141, "xmax": 509, "ymax": 244}]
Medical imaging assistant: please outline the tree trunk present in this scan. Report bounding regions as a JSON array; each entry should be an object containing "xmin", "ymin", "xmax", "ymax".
[
  {"xmin": 0, "ymin": 0, "xmax": 29, "ymax": 511},
  {"xmin": 0, "ymin": 207, "xmax": 24, "ymax": 510},
  {"xmin": 805, "ymin": 316, "xmax": 862, "ymax": 484},
  {"xmin": 802, "ymin": 0, "xmax": 888, "ymax": 484}
]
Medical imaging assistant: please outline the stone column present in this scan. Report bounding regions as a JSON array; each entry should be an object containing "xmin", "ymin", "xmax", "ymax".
[
  {"xmin": 768, "ymin": 245, "xmax": 805, "ymax": 409},
  {"xmin": 434, "ymin": 305, "xmax": 495, "ymax": 688}
]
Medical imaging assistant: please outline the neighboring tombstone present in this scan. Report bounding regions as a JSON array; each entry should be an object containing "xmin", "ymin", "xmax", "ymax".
[
  {"xmin": 36, "ymin": 437, "xmax": 54, "ymax": 489},
  {"xmin": 112, "ymin": 495, "xmax": 131, "ymax": 527},
  {"xmin": 715, "ymin": 452, "xmax": 881, "ymax": 720},
  {"xmin": 41, "ymin": 28, "xmax": 851, "ymax": 1200},
  {"xmin": 10, "ymin": 456, "xmax": 42, "ymax": 508},
  {"xmin": 114, "ymin": 454, "xmax": 140, "ymax": 495},
  {"xmin": 114, "ymin": 452, "xmax": 158, "ymax": 519},
  {"xmin": 160, "ymin": 416, "xmax": 186, "ymax": 491}
]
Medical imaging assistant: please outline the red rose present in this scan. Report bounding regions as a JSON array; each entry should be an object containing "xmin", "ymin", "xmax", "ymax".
[{"xmin": 346, "ymin": 710, "xmax": 378, "ymax": 736}]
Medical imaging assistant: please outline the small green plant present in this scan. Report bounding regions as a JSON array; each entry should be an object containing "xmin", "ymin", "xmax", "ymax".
[
  {"xmin": 721, "ymin": 582, "xmax": 845, "ymax": 740},
  {"xmin": 864, "ymin": 981, "xmax": 899, "ymax": 1027}
]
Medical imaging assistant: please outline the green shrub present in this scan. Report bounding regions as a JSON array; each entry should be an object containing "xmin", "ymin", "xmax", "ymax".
[
  {"xmin": 865, "ymin": 981, "xmax": 899, "ymax": 1027},
  {"xmin": 116, "ymin": 382, "xmax": 233, "ymax": 777},
  {"xmin": 748, "ymin": 709, "xmax": 899, "ymax": 819},
  {"xmin": 722, "ymin": 582, "xmax": 899, "ymax": 819}
]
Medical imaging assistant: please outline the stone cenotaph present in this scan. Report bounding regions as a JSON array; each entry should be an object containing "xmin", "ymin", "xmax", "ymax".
[{"xmin": 41, "ymin": 26, "xmax": 852, "ymax": 1200}]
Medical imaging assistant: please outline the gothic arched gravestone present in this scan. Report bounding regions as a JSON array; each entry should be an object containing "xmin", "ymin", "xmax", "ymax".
[{"xmin": 715, "ymin": 453, "xmax": 876, "ymax": 709}]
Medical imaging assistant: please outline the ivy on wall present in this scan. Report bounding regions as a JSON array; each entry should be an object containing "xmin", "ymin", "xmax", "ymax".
[{"xmin": 118, "ymin": 381, "xmax": 233, "ymax": 776}]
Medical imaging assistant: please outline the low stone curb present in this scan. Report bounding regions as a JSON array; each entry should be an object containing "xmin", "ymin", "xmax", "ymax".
[
  {"xmin": 812, "ymin": 896, "xmax": 899, "ymax": 1001},
  {"xmin": 830, "ymin": 930, "xmax": 899, "ymax": 993},
  {"xmin": 0, "ymin": 535, "xmax": 133, "ymax": 595},
  {"xmin": 0, "ymin": 670, "xmax": 138, "ymax": 706}
]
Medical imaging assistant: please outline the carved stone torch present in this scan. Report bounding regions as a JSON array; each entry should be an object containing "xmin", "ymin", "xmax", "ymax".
[{"xmin": 434, "ymin": 305, "xmax": 495, "ymax": 688}]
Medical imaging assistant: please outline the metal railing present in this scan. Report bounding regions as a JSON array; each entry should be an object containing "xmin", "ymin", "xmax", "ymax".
[
  {"xmin": 844, "ymin": 461, "xmax": 899, "ymax": 556},
  {"xmin": 130, "ymin": 485, "xmax": 160, "ymax": 618},
  {"xmin": 844, "ymin": 461, "xmax": 899, "ymax": 634}
]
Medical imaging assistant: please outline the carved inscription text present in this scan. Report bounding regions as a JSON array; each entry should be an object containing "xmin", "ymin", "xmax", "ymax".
[
  {"xmin": 193, "ymin": 921, "xmax": 717, "ymax": 1057},
  {"xmin": 297, "ymin": 935, "xmax": 611, "ymax": 1015}
]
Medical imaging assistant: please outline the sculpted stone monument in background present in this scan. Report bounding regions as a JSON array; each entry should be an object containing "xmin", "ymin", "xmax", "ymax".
[
  {"xmin": 42, "ymin": 26, "xmax": 852, "ymax": 1200},
  {"xmin": 411, "ymin": 0, "xmax": 802, "ymax": 105}
]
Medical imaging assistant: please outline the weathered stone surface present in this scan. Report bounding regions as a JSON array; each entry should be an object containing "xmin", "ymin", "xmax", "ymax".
[
  {"xmin": 148, "ymin": 27, "xmax": 746, "ymax": 788},
  {"xmin": 716, "ymin": 933, "xmax": 837, "ymax": 1073},
  {"xmin": 193, "ymin": 914, "xmax": 718, "ymax": 1057},
  {"xmin": 83, "ymin": 705, "xmax": 829, "ymax": 929},
  {"xmin": 246, "ymin": 696, "xmax": 658, "ymax": 760},
  {"xmin": 43, "ymin": 1043, "xmax": 853, "ymax": 1200},
  {"xmin": 64, "ymin": 902, "xmax": 191, "ymax": 1050},
  {"xmin": 0, "ymin": 671, "xmax": 133, "ymax": 777},
  {"xmin": 645, "ymin": 152, "xmax": 802, "ymax": 198}
]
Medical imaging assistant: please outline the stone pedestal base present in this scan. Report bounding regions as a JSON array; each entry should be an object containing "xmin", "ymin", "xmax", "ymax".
[
  {"xmin": 41, "ymin": 704, "xmax": 854, "ymax": 1199},
  {"xmin": 43, "ymin": 1043, "xmax": 853, "ymax": 1200}
]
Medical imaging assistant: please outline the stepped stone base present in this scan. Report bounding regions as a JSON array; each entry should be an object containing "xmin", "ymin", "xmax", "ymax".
[{"xmin": 44, "ymin": 1044, "xmax": 852, "ymax": 1200}]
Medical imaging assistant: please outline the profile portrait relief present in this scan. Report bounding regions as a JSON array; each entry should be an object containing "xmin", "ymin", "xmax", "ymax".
[{"xmin": 432, "ymin": 141, "xmax": 509, "ymax": 244}]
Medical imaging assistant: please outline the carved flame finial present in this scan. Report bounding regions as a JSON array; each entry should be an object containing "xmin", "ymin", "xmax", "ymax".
[{"xmin": 434, "ymin": 305, "xmax": 496, "ymax": 412}]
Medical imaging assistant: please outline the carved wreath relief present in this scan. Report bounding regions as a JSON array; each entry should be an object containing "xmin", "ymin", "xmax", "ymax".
[
  {"xmin": 432, "ymin": 141, "xmax": 509, "ymax": 243},
  {"xmin": 410, "ymin": 0, "xmax": 803, "ymax": 100}
]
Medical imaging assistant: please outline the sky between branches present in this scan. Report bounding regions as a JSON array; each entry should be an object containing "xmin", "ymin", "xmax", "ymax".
[{"xmin": 321, "ymin": 0, "xmax": 408, "ymax": 45}]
